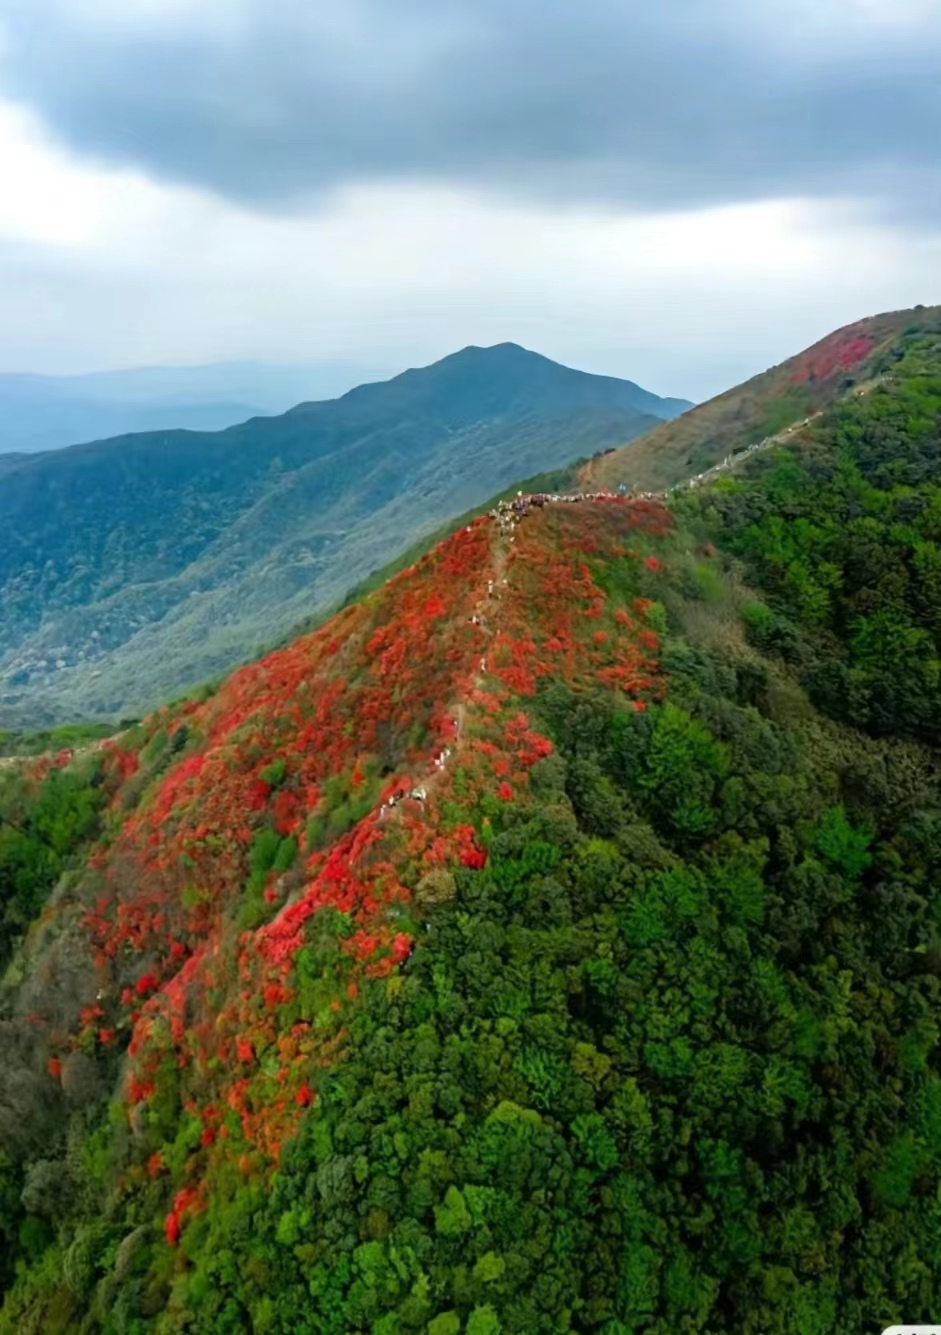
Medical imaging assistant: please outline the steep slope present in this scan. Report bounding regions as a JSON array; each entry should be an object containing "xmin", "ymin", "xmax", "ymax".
[
  {"xmin": 583, "ymin": 303, "xmax": 941, "ymax": 493},
  {"xmin": 0, "ymin": 344, "xmax": 686, "ymax": 729},
  {"xmin": 4, "ymin": 316, "xmax": 941, "ymax": 1333}
]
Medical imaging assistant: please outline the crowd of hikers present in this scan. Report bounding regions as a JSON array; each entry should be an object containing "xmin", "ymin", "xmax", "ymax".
[
  {"xmin": 660, "ymin": 413, "xmax": 822, "ymax": 497},
  {"xmin": 489, "ymin": 487, "xmax": 623, "ymax": 533},
  {"xmin": 366, "ymin": 415, "xmax": 827, "ymax": 824},
  {"xmin": 488, "ymin": 412, "xmax": 824, "ymax": 526}
]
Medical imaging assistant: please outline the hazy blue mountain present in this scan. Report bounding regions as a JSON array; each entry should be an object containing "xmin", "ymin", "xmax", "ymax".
[
  {"xmin": 0, "ymin": 360, "xmax": 388, "ymax": 455},
  {"xmin": 0, "ymin": 342, "xmax": 689, "ymax": 725}
]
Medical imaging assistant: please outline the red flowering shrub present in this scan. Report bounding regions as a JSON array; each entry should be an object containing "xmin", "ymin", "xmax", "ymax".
[
  {"xmin": 164, "ymin": 1186, "xmax": 202, "ymax": 1247},
  {"xmin": 790, "ymin": 331, "xmax": 874, "ymax": 384},
  {"xmin": 20, "ymin": 493, "xmax": 674, "ymax": 1252}
]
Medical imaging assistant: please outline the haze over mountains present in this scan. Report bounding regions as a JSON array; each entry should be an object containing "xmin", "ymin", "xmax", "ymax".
[
  {"xmin": 0, "ymin": 361, "xmax": 390, "ymax": 458},
  {"xmin": 0, "ymin": 343, "xmax": 690, "ymax": 727}
]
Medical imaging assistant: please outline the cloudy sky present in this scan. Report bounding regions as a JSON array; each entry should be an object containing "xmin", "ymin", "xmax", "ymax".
[{"xmin": 0, "ymin": 0, "xmax": 938, "ymax": 401}]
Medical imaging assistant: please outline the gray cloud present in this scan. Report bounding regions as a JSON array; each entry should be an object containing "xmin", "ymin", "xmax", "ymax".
[{"xmin": 0, "ymin": 0, "xmax": 939, "ymax": 215}]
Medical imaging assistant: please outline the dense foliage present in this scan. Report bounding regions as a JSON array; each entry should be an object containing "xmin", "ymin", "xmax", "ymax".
[
  {"xmin": 3, "ymin": 319, "xmax": 941, "ymax": 1332},
  {"xmin": 0, "ymin": 752, "xmax": 105, "ymax": 969},
  {"xmin": 253, "ymin": 666, "xmax": 941, "ymax": 1334},
  {"xmin": 691, "ymin": 324, "xmax": 941, "ymax": 741}
]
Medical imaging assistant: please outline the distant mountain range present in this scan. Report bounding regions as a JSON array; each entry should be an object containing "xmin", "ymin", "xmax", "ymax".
[
  {"xmin": 0, "ymin": 343, "xmax": 691, "ymax": 725},
  {"xmin": 0, "ymin": 361, "xmax": 389, "ymax": 455}
]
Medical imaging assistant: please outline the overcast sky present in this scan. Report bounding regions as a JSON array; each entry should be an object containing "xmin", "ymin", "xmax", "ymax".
[{"xmin": 0, "ymin": 0, "xmax": 938, "ymax": 401}]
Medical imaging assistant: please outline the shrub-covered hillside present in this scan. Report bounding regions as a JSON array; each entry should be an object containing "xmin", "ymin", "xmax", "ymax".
[
  {"xmin": 3, "ymin": 320, "xmax": 941, "ymax": 1332},
  {"xmin": 586, "ymin": 303, "xmax": 941, "ymax": 493},
  {"xmin": 681, "ymin": 322, "xmax": 941, "ymax": 744}
]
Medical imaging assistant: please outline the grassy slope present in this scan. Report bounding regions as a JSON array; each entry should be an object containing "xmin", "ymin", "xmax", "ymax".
[{"xmin": 584, "ymin": 305, "xmax": 941, "ymax": 493}]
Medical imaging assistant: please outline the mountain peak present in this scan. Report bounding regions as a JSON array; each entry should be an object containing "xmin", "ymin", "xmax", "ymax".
[
  {"xmin": 329, "ymin": 340, "xmax": 689, "ymax": 425},
  {"xmin": 450, "ymin": 340, "xmax": 533, "ymax": 359}
]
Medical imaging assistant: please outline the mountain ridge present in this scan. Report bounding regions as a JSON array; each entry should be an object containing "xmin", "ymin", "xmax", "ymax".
[
  {"xmin": 0, "ymin": 344, "xmax": 687, "ymax": 728},
  {"xmin": 299, "ymin": 342, "xmax": 691, "ymax": 423},
  {"xmin": 584, "ymin": 303, "xmax": 941, "ymax": 492},
  {"xmin": 3, "ymin": 308, "xmax": 941, "ymax": 1330}
]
